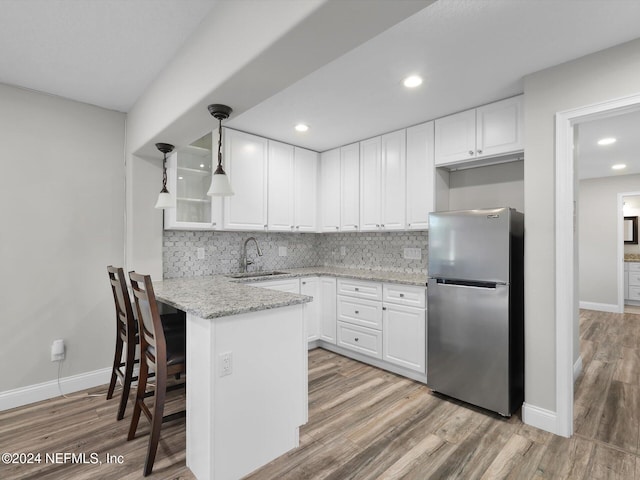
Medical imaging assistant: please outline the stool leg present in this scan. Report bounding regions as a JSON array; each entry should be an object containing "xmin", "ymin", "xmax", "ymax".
[
  {"xmin": 117, "ymin": 339, "xmax": 136, "ymax": 420},
  {"xmin": 106, "ymin": 335, "xmax": 123, "ymax": 400},
  {"xmin": 127, "ymin": 357, "xmax": 148, "ymax": 441},
  {"xmin": 143, "ymin": 368, "xmax": 167, "ymax": 476}
]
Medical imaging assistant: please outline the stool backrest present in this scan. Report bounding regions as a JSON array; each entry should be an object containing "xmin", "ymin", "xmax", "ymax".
[
  {"xmin": 107, "ymin": 266, "xmax": 136, "ymax": 345},
  {"xmin": 128, "ymin": 272, "xmax": 165, "ymax": 369}
]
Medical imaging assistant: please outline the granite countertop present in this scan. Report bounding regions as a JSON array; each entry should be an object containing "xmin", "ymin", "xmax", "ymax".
[
  {"xmin": 625, "ymin": 254, "xmax": 640, "ymax": 262},
  {"xmin": 154, "ymin": 267, "xmax": 427, "ymax": 320}
]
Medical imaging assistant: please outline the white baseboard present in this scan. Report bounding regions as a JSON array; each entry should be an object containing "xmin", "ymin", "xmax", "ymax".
[
  {"xmin": 0, "ymin": 367, "xmax": 111, "ymax": 412},
  {"xmin": 579, "ymin": 301, "xmax": 619, "ymax": 313},
  {"xmin": 573, "ymin": 356, "xmax": 583, "ymax": 382},
  {"xmin": 522, "ymin": 403, "xmax": 557, "ymax": 435}
]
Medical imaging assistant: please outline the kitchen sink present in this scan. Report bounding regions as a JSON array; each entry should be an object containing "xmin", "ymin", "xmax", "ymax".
[{"xmin": 227, "ymin": 271, "xmax": 288, "ymax": 279}]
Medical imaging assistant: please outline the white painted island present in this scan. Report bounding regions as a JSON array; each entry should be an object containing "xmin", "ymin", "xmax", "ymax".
[{"xmin": 153, "ymin": 276, "xmax": 311, "ymax": 480}]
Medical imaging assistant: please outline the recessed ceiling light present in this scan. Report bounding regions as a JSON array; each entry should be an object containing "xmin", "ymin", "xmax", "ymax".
[
  {"xmin": 403, "ymin": 75, "xmax": 423, "ymax": 88},
  {"xmin": 612, "ymin": 164, "xmax": 626, "ymax": 170},
  {"xmin": 295, "ymin": 124, "xmax": 309, "ymax": 132},
  {"xmin": 597, "ymin": 137, "xmax": 616, "ymax": 146},
  {"xmin": 200, "ymin": 164, "xmax": 205, "ymax": 168},
  {"xmin": 178, "ymin": 176, "xmax": 184, "ymax": 180}
]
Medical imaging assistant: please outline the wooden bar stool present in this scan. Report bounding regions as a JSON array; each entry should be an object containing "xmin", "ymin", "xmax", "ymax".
[
  {"xmin": 106, "ymin": 266, "xmax": 138, "ymax": 421},
  {"xmin": 127, "ymin": 271, "xmax": 186, "ymax": 477}
]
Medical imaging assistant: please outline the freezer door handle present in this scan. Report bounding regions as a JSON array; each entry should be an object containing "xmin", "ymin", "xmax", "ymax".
[{"xmin": 434, "ymin": 278, "xmax": 502, "ymax": 289}]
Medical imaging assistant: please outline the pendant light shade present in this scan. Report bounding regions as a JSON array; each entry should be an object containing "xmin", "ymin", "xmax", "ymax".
[
  {"xmin": 154, "ymin": 142, "xmax": 175, "ymax": 209},
  {"xmin": 207, "ymin": 104, "xmax": 234, "ymax": 197}
]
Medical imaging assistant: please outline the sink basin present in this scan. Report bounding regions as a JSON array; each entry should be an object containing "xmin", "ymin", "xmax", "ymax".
[{"xmin": 227, "ymin": 271, "xmax": 288, "ymax": 279}]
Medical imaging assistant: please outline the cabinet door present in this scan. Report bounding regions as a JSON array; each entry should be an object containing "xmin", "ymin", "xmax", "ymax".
[
  {"xmin": 476, "ymin": 95, "xmax": 523, "ymax": 158},
  {"xmin": 294, "ymin": 147, "xmax": 318, "ymax": 232},
  {"xmin": 434, "ymin": 109, "xmax": 476, "ymax": 166},
  {"xmin": 319, "ymin": 148, "xmax": 341, "ymax": 232},
  {"xmin": 340, "ymin": 143, "xmax": 360, "ymax": 231},
  {"xmin": 381, "ymin": 129, "xmax": 406, "ymax": 230},
  {"xmin": 383, "ymin": 303, "xmax": 426, "ymax": 373},
  {"xmin": 406, "ymin": 122, "xmax": 434, "ymax": 230},
  {"xmin": 359, "ymin": 136, "xmax": 382, "ymax": 231},
  {"xmin": 301, "ymin": 278, "xmax": 320, "ymax": 342},
  {"xmin": 319, "ymin": 277, "xmax": 336, "ymax": 344},
  {"xmin": 164, "ymin": 147, "xmax": 222, "ymax": 230},
  {"xmin": 223, "ymin": 129, "xmax": 268, "ymax": 230},
  {"xmin": 267, "ymin": 140, "xmax": 294, "ymax": 231}
]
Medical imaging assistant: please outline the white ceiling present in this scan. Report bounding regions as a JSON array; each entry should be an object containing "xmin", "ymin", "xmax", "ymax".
[
  {"xmin": 577, "ymin": 110, "xmax": 640, "ymax": 180},
  {"xmin": 0, "ymin": 0, "xmax": 217, "ymax": 112},
  {"xmin": 2, "ymin": 0, "xmax": 640, "ymax": 157}
]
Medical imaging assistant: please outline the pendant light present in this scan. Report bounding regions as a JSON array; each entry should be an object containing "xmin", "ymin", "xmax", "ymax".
[
  {"xmin": 154, "ymin": 142, "xmax": 175, "ymax": 209},
  {"xmin": 207, "ymin": 104, "xmax": 234, "ymax": 196}
]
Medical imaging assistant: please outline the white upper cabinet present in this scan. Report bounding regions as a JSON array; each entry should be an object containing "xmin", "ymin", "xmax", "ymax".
[
  {"xmin": 164, "ymin": 133, "xmax": 222, "ymax": 230},
  {"xmin": 381, "ymin": 129, "xmax": 406, "ymax": 230},
  {"xmin": 223, "ymin": 129, "xmax": 268, "ymax": 231},
  {"xmin": 267, "ymin": 140, "xmax": 295, "ymax": 231},
  {"xmin": 406, "ymin": 121, "xmax": 434, "ymax": 230},
  {"xmin": 319, "ymin": 148, "xmax": 341, "ymax": 232},
  {"xmin": 360, "ymin": 130, "xmax": 406, "ymax": 231},
  {"xmin": 293, "ymin": 147, "xmax": 318, "ymax": 232},
  {"xmin": 359, "ymin": 136, "xmax": 382, "ymax": 231},
  {"xmin": 340, "ymin": 143, "xmax": 360, "ymax": 231},
  {"xmin": 434, "ymin": 95, "xmax": 523, "ymax": 166}
]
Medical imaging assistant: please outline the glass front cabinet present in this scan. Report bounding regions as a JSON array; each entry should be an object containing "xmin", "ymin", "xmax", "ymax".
[{"xmin": 164, "ymin": 132, "xmax": 222, "ymax": 230}]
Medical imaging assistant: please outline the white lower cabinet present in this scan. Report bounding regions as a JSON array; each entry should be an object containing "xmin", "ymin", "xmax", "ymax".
[
  {"xmin": 383, "ymin": 303, "xmax": 426, "ymax": 373},
  {"xmin": 337, "ymin": 322, "xmax": 382, "ymax": 359},
  {"xmin": 301, "ymin": 277, "xmax": 321, "ymax": 342},
  {"xmin": 319, "ymin": 277, "xmax": 337, "ymax": 344}
]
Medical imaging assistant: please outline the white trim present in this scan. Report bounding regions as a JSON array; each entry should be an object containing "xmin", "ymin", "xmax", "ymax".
[
  {"xmin": 522, "ymin": 403, "xmax": 557, "ymax": 434},
  {"xmin": 0, "ymin": 367, "xmax": 111, "ymax": 412},
  {"xmin": 555, "ymin": 92, "xmax": 640, "ymax": 439},
  {"xmin": 573, "ymin": 356, "xmax": 583, "ymax": 383},
  {"xmin": 579, "ymin": 301, "xmax": 619, "ymax": 313}
]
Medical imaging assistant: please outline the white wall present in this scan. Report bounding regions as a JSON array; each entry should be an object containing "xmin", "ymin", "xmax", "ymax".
[
  {"xmin": 579, "ymin": 175, "xmax": 640, "ymax": 306},
  {"xmin": 0, "ymin": 83, "xmax": 125, "ymax": 392},
  {"xmin": 523, "ymin": 37, "xmax": 640, "ymax": 413},
  {"xmin": 447, "ymin": 160, "xmax": 524, "ymax": 212}
]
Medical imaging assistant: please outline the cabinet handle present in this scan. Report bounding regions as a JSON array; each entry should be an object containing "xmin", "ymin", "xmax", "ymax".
[
  {"xmin": 335, "ymin": 226, "xmax": 339, "ymax": 230},
  {"xmin": 477, "ymin": 149, "xmax": 483, "ymax": 154},
  {"xmin": 296, "ymin": 226, "xmax": 300, "ymax": 229},
  {"xmin": 382, "ymin": 306, "xmax": 387, "ymax": 311},
  {"xmin": 381, "ymin": 224, "xmax": 385, "ymax": 228},
  {"xmin": 376, "ymin": 224, "xmax": 380, "ymax": 228},
  {"xmin": 264, "ymin": 224, "xmax": 268, "ymax": 229},
  {"xmin": 302, "ymin": 281, "xmax": 306, "ymax": 285},
  {"xmin": 212, "ymin": 222, "xmax": 217, "ymax": 226},
  {"xmin": 399, "ymin": 293, "xmax": 405, "ymax": 298},
  {"xmin": 354, "ymin": 337, "xmax": 359, "ymax": 342},
  {"xmin": 468, "ymin": 150, "xmax": 474, "ymax": 155},
  {"xmin": 355, "ymin": 310, "xmax": 359, "ymax": 314},
  {"xmin": 355, "ymin": 287, "xmax": 359, "ymax": 292}
]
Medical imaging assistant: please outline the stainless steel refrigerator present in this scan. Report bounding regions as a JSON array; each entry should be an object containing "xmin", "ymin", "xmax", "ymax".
[{"xmin": 427, "ymin": 207, "xmax": 524, "ymax": 416}]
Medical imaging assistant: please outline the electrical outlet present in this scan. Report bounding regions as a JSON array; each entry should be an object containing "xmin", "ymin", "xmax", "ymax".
[
  {"xmin": 403, "ymin": 247, "xmax": 422, "ymax": 260},
  {"xmin": 340, "ymin": 246, "xmax": 346, "ymax": 256},
  {"xmin": 219, "ymin": 352, "xmax": 232, "ymax": 377},
  {"xmin": 279, "ymin": 246, "xmax": 287, "ymax": 257},
  {"xmin": 51, "ymin": 339, "xmax": 65, "ymax": 362},
  {"xmin": 197, "ymin": 247, "xmax": 205, "ymax": 260}
]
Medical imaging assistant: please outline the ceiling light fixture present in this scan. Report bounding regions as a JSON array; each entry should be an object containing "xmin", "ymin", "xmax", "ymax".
[
  {"xmin": 154, "ymin": 143, "xmax": 175, "ymax": 209},
  {"xmin": 597, "ymin": 137, "xmax": 617, "ymax": 146},
  {"xmin": 206, "ymin": 104, "xmax": 234, "ymax": 197},
  {"xmin": 403, "ymin": 75, "xmax": 423, "ymax": 88},
  {"xmin": 295, "ymin": 123, "xmax": 309, "ymax": 132},
  {"xmin": 612, "ymin": 163, "xmax": 627, "ymax": 170}
]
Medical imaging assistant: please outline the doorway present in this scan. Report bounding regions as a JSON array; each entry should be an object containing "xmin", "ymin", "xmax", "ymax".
[{"xmin": 556, "ymin": 93, "xmax": 640, "ymax": 437}]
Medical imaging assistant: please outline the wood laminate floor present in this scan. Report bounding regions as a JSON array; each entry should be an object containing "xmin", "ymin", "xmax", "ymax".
[{"xmin": 1, "ymin": 309, "xmax": 639, "ymax": 479}]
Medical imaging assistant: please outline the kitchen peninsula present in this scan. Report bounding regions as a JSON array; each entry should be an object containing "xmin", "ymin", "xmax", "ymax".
[{"xmin": 153, "ymin": 276, "xmax": 311, "ymax": 480}]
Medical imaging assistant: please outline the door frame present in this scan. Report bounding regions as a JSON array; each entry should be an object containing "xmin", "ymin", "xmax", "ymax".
[
  {"xmin": 555, "ymin": 92, "xmax": 640, "ymax": 437},
  {"xmin": 619, "ymin": 191, "xmax": 640, "ymax": 311}
]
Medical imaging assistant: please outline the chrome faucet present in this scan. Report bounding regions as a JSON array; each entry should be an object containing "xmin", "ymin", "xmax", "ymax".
[{"xmin": 241, "ymin": 237, "xmax": 263, "ymax": 272}]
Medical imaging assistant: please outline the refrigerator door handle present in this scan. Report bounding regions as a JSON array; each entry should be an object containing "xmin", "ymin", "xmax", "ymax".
[{"xmin": 434, "ymin": 278, "xmax": 506, "ymax": 289}]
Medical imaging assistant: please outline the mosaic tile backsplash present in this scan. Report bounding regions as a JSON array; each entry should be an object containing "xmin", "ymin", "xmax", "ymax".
[{"xmin": 163, "ymin": 230, "xmax": 428, "ymax": 278}]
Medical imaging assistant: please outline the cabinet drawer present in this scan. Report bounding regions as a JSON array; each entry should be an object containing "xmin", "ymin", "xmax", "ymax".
[
  {"xmin": 629, "ymin": 263, "xmax": 640, "ymax": 273},
  {"xmin": 383, "ymin": 283, "xmax": 426, "ymax": 308},
  {"xmin": 337, "ymin": 279, "xmax": 382, "ymax": 300},
  {"xmin": 629, "ymin": 286, "xmax": 640, "ymax": 301},
  {"xmin": 337, "ymin": 321, "xmax": 382, "ymax": 359},
  {"xmin": 629, "ymin": 272, "xmax": 640, "ymax": 286},
  {"xmin": 337, "ymin": 296, "xmax": 382, "ymax": 330}
]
